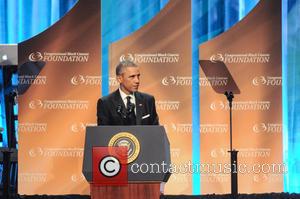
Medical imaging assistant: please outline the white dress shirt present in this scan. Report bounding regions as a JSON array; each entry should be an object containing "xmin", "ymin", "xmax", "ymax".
[{"xmin": 119, "ymin": 88, "xmax": 136, "ymax": 113}]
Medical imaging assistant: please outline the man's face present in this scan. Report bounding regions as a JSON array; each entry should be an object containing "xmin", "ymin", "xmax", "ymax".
[{"xmin": 117, "ymin": 66, "xmax": 140, "ymax": 94}]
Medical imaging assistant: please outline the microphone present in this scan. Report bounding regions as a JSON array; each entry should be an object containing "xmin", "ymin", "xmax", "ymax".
[
  {"xmin": 127, "ymin": 103, "xmax": 135, "ymax": 114},
  {"xmin": 116, "ymin": 104, "xmax": 127, "ymax": 119},
  {"xmin": 224, "ymin": 91, "xmax": 234, "ymax": 100}
]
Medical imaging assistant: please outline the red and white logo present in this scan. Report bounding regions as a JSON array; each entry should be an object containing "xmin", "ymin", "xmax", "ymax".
[{"xmin": 92, "ymin": 147, "xmax": 128, "ymax": 185}]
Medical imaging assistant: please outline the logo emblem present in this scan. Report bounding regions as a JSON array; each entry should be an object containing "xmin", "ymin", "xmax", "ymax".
[
  {"xmin": 120, "ymin": 53, "xmax": 135, "ymax": 62},
  {"xmin": 210, "ymin": 100, "xmax": 225, "ymax": 111},
  {"xmin": 252, "ymin": 76, "xmax": 266, "ymax": 86},
  {"xmin": 162, "ymin": 76, "xmax": 176, "ymax": 86},
  {"xmin": 71, "ymin": 75, "xmax": 85, "ymax": 85},
  {"xmin": 253, "ymin": 123, "xmax": 267, "ymax": 133},
  {"xmin": 92, "ymin": 147, "xmax": 128, "ymax": 185},
  {"xmin": 29, "ymin": 99, "xmax": 43, "ymax": 109},
  {"xmin": 210, "ymin": 53, "xmax": 224, "ymax": 63},
  {"xmin": 70, "ymin": 122, "xmax": 86, "ymax": 133},
  {"xmin": 29, "ymin": 52, "xmax": 43, "ymax": 61},
  {"xmin": 108, "ymin": 132, "xmax": 140, "ymax": 164}
]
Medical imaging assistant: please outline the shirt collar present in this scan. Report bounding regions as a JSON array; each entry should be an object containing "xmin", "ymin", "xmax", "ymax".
[{"xmin": 119, "ymin": 88, "xmax": 135, "ymax": 102}]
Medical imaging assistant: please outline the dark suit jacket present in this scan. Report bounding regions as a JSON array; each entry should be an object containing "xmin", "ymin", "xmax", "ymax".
[{"xmin": 97, "ymin": 90, "xmax": 159, "ymax": 125}]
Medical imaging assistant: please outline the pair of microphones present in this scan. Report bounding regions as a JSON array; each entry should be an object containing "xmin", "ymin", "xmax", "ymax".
[{"xmin": 116, "ymin": 103, "xmax": 135, "ymax": 119}]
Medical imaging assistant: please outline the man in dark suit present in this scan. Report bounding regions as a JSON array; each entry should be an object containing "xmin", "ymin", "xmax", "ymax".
[{"xmin": 97, "ymin": 60, "xmax": 159, "ymax": 126}]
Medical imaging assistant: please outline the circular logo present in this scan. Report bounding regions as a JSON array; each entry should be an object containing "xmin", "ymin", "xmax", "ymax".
[
  {"xmin": 108, "ymin": 132, "xmax": 140, "ymax": 163},
  {"xmin": 210, "ymin": 148, "xmax": 227, "ymax": 158},
  {"xmin": 71, "ymin": 174, "xmax": 85, "ymax": 183},
  {"xmin": 252, "ymin": 76, "xmax": 266, "ymax": 86},
  {"xmin": 210, "ymin": 100, "xmax": 225, "ymax": 111},
  {"xmin": 162, "ymin": 76, "xmax": 176, "ymax": 86},
  {"xmin": 29, "ymin": 99, "xmax": 43, "ymax": 109},
  {"xmin": 29, "ymin": 147, "xmax": 43, "ymax": 157},
  {"xmin": 71, "ymin": 75, "xmax": 85, "ymax": 85},
  {"xmin": 99, "ymin": 156, "xmax": 121, "ymax": 177},
  {"xmin": 29, "ymin": 52, "xmax": 43, "ymax": 61},
  {"xmin": 210, "ymin": 53, "xmax": 224, "ymax": 63},
  {"xmin": 70, "ymin": 122, "xmax": 85, "ymax": 133},
  {"xmin": 253, "ymin": 123, "xmax": 267, "ymax": 133},
  {"xmin": 120, "ymin": 53, "xmax": 135, "ymax": 62}
]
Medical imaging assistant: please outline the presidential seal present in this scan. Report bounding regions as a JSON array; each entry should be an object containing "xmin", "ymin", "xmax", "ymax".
[{"xmin": 108, "ymin": 132, "xmax": 140, "ymax": 164}]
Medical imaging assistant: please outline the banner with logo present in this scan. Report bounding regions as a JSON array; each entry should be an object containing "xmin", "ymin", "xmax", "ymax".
[
  {"xmin": 199, "ymin": 0, "xmax": 282, "ymax": 194},
  {"xmin": 18, "ymin": 0, "xmax": 100, "ymax": 194},
  {"xmin": 109, "ymin": 0, "xmax": 192, "ymax": 194}
]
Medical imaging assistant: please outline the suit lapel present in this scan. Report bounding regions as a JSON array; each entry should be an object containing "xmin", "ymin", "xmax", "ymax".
[{"xmin": 135, "ymin": 92, "xmax": 143, "ymax": 125}]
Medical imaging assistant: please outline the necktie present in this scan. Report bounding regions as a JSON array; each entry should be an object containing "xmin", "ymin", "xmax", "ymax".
[{"xmin": 126, "ymin": 96, "xmax": 136, "ymax": 125}]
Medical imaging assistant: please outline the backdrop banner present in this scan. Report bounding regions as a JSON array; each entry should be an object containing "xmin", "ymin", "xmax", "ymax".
[
  {"xmin": 18, "ymin": 0, "xmax": 101, "ymax": 194},
  {"xmin": 199, "ymin": 0, "xmax": 282, "ymax": 194},
  {"xmin": 109, "ymin": 0, "xmax": 192, "ymax": 194}
]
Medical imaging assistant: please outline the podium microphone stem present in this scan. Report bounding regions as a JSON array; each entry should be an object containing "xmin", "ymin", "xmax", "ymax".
[{"xmin": 225, "ymin": 91, "xmax": 238, "ymax": 198}]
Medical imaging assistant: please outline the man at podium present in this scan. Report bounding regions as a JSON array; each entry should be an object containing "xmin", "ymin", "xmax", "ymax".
[{"xmin": 97, "ymin": 60, "xmax": 159, "ymax": 126}]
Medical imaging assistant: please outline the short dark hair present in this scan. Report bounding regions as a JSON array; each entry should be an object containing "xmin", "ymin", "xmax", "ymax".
[{"xmin": 115, "ymin": 60, "xmax": 137, "ymax": 76}]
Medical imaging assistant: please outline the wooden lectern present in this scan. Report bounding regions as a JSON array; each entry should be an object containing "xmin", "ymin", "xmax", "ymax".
[{"xmin": 82, "ymin": 126, "xmax": 171, "ymax": 199}]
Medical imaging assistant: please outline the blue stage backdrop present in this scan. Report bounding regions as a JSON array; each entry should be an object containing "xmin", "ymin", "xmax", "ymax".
[{"xmin": 0, "ymin": 0, "xmax": 299, "ymax": 194}]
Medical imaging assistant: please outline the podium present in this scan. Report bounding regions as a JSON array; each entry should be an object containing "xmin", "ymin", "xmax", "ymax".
[{"xmin": 82, "ymin": 125, "xmax": 171, "ymax": 199}]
